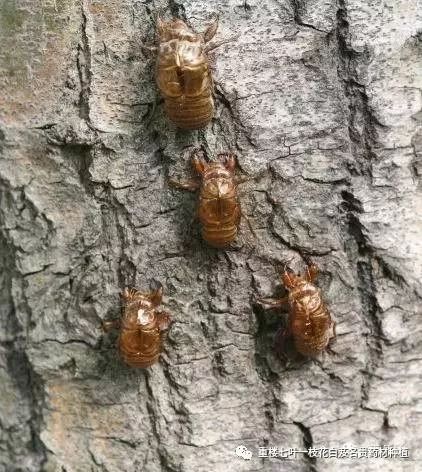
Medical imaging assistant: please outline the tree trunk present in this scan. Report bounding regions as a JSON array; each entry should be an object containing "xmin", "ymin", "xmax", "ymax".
[{"xmin": 1, "ymin": 1, "xmax": 421, "ymax": 471}]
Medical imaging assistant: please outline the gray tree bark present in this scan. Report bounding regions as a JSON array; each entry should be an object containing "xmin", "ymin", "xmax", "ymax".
[{"xmin": 0, "ymin": 0, "xmax": 421, "ymax": 471}]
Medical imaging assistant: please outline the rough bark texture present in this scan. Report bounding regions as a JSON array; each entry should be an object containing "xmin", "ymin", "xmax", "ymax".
[{"xmin": 0, "ymin": 1, "xmax": 421, "ymax": 471}]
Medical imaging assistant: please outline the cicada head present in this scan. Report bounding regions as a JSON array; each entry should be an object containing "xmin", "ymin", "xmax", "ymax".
[
  {"xmin": 135, "ymin": 302, "xmax": 157, "ymax": 328},
  {"xmin": 157, "ymin": 17, "xmax": 199, "ymax": 43},
  {"xmin": 217, "ymin": 153, "xmax": 237, "ymax": 173},
  {"xmin": 121, "ymin": 287, "xmax": 162, "ymax": 330}
]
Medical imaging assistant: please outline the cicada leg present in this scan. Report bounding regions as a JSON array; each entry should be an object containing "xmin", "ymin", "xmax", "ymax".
[
  {"xmin": 149, "ymin": 284, "xmax": 163, "ymax": 307},
  {"xmin": 121, "ymin": 287, "xmax": 143, "ymax": 304},
  {"xmin": 257, "ymin": 296, "xmax": 288, "ymax": 308},
  {"xmin": 305, "ymin": 263, "xmax": 319, "ymax": 283},
  {"xmin": 218, "ymin": 152, "xmax": 237, "ymax": 171},
  {"xmin": 203, "ymin": 13, "xmax": 219, "ymax": 43},
  {"xmin": 236, "ymin": 176, "xmax": 252, "ymax": 185},
  {"xmin": 156, "ymin": 311, "xmax": 172, "ymax": 331},
  {"xmin": 204, "ymin": 35, "xmax": 240, "ymax": 53},
  {"xmin": 102, "ymin": 319, "xmax": 120, "ymax": 332},
  {"xmin": 168, "ymin": 178, "xmax": 200, "ymax": 192}
]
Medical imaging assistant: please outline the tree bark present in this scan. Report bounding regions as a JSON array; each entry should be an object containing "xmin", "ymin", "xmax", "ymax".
[{"xmin": 0, "ymin": 1, "xmax": 421, "ymax": 471}]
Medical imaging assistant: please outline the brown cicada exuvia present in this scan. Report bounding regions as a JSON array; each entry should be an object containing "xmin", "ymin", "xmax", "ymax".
[
  {"xmin": 170, "ymin": 148, "xmax": 250, "ymax": 248},
  {"xmin": 103, "ymin": 285, "xmax": 171, "ymax": 368},
  {"xmin": 259, "ymin": 261, "xmax": 336, "ymax": 357},
  {"xmin": 145, "ymin": 14, "xmax": 235, "ymax": 129}
]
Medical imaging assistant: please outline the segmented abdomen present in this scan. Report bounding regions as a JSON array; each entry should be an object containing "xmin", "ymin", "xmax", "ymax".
[
  {"xmin": 198, "ymin": 192, "xmax": 240, "ymax": 247},
  {"xmin": 118, "ymin": 328, "xmax": 161, "ymax": 368},
  {"xmin": 201, "ymin": 219, "xmax": 239, "ymax": 248},
  {"xmin": 164, "ymin": 93, "xmax": 214, "ymax": 129},
  {"xmin": 290, "ymin": 290, "xmax": 332, "ymax": 357}
]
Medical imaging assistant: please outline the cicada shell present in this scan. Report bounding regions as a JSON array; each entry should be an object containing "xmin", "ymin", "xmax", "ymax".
[
  {"xmin": 170, "ymin": 149, "xmax": 242, "ymax": 248},
  {"xmin": 197, "ymin": 153, "xmax": 241, "ymax": 247},
  {"xmin": 155, "ymin": 16, "xmax": 218, "ymax": 129},
  {"xmin": 103, "ymin": 286, "xmax": 171, "ymax": 368},
  {"xmin": 259, "ymin": 262, "xmax": 336, "ymax": 357}
]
